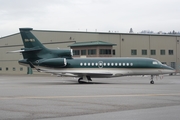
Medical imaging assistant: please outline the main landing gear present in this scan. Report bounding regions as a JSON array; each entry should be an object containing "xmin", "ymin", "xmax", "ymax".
[
  {"xmin": 78, "ymin": 76, "xmax": 92, "ymax": 84},
  {"xmin": 150, "ymin": 75, "xmax": 154, "ymax": 84}
]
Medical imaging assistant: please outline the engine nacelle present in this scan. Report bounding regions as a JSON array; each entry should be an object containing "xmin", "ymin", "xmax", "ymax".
[
  {"xmin": 39, "ymin": 58, "xmax": 67, "ymax": 67},
  {"xmin": 57, "ymin": 49, "xmax": 73, "ymax": 58}
]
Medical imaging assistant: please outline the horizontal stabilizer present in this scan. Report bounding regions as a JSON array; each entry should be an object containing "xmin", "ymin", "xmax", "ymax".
[
  {"xmin": 7, "ymin": 47, "xmax": 42, "ymax": 54},
  {"xmin": 7, "ymin": 50, "xmax": 25, "ymax": 53}
]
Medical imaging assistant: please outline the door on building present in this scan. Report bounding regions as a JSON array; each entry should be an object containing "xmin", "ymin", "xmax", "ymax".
[
  {"xmin": 170, "ymin": 62, "xmax": 176, "ymax": 69},
  {"xmin": 27, "ymin": 67, "xmax": 33, "ymax": 74}
]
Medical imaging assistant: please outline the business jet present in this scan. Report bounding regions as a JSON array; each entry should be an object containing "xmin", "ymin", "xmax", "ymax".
[{"xmin": 13, "ymin": 28, "xmax": 175, "ymax": 84}]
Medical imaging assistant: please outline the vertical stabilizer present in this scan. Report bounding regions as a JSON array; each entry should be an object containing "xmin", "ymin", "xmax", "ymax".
[
  {"xmin": 19, "ymin": 28, "xmax": 46, "ymax": 49},
  {"xmin": 19, "ymin": 28, "xmax": 48, "ymax": 60}
]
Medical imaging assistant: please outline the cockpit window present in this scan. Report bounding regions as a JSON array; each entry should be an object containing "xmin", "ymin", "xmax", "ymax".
[
  {"xmin": 152, "ymin": 60, "xmax": 162, "ymax": 65},
  {"xmin": 152, "ymin": 61, "xmax": 158, "ymax": 64}
]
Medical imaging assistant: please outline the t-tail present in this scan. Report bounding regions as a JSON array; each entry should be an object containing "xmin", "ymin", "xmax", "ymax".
[
  {"xmin": 19, "ymin": 28, "xmax": 48, "ymax": 60},
  {"xmin": 18, "ymin": 28, "xmax": 73, "ymax": 67}
]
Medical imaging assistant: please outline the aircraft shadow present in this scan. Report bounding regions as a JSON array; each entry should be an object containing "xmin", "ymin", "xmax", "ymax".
[
  {"xmin": 20, "ymin": 79, "xmax": 158, "ymax": 86},
  {"xmin": 21, "ymin": 80, "xmax": 112, "ymax": 86}
]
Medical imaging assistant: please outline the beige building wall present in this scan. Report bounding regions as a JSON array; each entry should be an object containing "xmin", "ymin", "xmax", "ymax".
[
  {"xmin": 0, "ymin": 29, "xmax": 180, "ymax": 74},
  {"xmin": 150, "ymin": 36, "xmax": 176, "ymax": 66},
  {"xmin": 120, "ymin": 35, "xmax": 150, "ymax": 57}
]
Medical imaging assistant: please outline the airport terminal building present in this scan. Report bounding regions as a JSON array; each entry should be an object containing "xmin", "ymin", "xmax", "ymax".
[{"xmin": 0, "ymin": 28, "xmax": 180, "ymax": 74}]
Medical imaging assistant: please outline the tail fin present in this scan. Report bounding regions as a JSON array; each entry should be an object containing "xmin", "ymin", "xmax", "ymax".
[
  {"xmin": 19, "ymin": 28, "xmax": 46, "ymax": 49},
  {"xmin": 19, "ymin": 28, "xmax": 72, "ymax": 61},
  {"xmin": 19, "ymin": 28, "xmax": 48, "ymax": 60}
]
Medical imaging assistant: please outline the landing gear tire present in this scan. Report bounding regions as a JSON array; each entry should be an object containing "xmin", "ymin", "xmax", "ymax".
[
  {"xmin": 150, "ymin": 75, "xmax": 154, "ymax": 84},
  {"xmin": 78, "ymin": 78, "xmax": 83, "ymax": 84},
  {"xmin": 150, "ymin": 80, "xmax": 154, "ymax": 84}
]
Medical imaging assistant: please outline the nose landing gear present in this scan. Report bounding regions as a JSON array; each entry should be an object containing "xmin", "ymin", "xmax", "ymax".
[{"xmin": 150, "ymin": 75, "xmax": 154, "ymax": 84}]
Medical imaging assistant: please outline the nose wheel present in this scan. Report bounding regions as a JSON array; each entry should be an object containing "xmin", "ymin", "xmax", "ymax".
[{"xmin": 150, "ymin": 75, "xmax": 154, "ymax": 84}]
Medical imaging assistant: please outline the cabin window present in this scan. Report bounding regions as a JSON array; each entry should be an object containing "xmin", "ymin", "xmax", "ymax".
[
  {"xmin": 92, "ymin": 63, "xmax": 94, "ymax": 66},
  {"xmin": 111, "ymin": 63, "xmax": 114, "ymax": 66},
  {"xmin": 80, "ymin": 63, "xmax": 83, "ymax": 66},
  {"xmin": 119, "ymin": 63, "xmax": 121, "ymax": 66},
  {"xmin": 0, "ymin": 67, "xmax": 2, "ymax": 71},
  {"xmin": 95, "ymin": 63, "xmax": 98, "ymax": 66},
  {"xmin": 127, "ymin": 63, "xmax": 129, "ymax": 66},
  {"xmin": 84, "ymin": 63, "xmax": 87, "ymax": 66},
  {"xmin": 88, "ymin": 63, "xmax": 90, "ymax": 66},
  {"xmin": 130, "ymin": 63, "xmax": 133, "ymax": 66},
  {"xmin": 123, "ymin": 63, "xmax": 125, "ymax": 66},
  {"xmin": 104, "ymin": 63, "xmax": 106, "ymax": 66},
  {"xmin": 107, "ymin": 63, "xmax": 110, "ymax": 66},
  {"xmin": 115, "ymin": 63, "xmax": 117, "ymax": 66}
]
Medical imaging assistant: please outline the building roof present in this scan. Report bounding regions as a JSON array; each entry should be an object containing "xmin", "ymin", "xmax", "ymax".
[{"xmin": 68, "ymin": 41, "xmax": 116, "ymax": 47}]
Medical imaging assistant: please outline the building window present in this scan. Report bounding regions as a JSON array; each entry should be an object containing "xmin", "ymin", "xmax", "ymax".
[
  {"xmin": 88, "ymin": 49, "xmax": 96, "ymax": 55},
  {"xmin": 170, "ymin": 62, "xmax": 176, "ymax": 69},
  {"xmin": 13, "ymin": 67, "xmax": 16, "ymax": 71},
  {"xmin": 151, "ymin": 50, "xmax": 156, "ymax": 55},
  {"xmin": 99, "ymin": 49, "xmax": 111, "ymax": 55},
  {"xmin": 81, "ymin": 50, "xmax": 86, "ymax": 55},
  {"xmin": 131, "ymin": 49, "xmax": 137, "ymax": 55},
  {"xmin": 142, "ymin": 50, "xmax": 147, "ymax": 55},
  {"xmin": 6, "ymin": 67, "xmax": 8, "ymax": 71},
  {"xmin": 160, "ymin": 50, "xmax": 165, "ymax": 55},
  {"xmin": 73, "ymin": 50, "xmax": 80, "ymax": 55},
  {"xmin": 169, "ymin": 50, "xmax": 173, "ymax": 55},
  {"xmin": 20, "ymin": 67, "xmax": 23, "ymax": 71},
  {"xmin": 113, "ymin": 49, "xmax": 116, "ymax": 55}
]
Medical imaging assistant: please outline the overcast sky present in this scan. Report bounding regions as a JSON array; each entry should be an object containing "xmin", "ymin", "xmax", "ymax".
[{"xmin": 0, "ymin": 0, "xmax": 180, "ymax": 37}]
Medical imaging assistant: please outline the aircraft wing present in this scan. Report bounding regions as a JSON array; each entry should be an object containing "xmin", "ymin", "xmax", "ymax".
[
  {"xmin": 30, "ymin": 63, "xmax": 113, "ymax": 78},
  {"xmin": 43, "ymin": 70, "xmax": 113, "ymax": 78}
]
